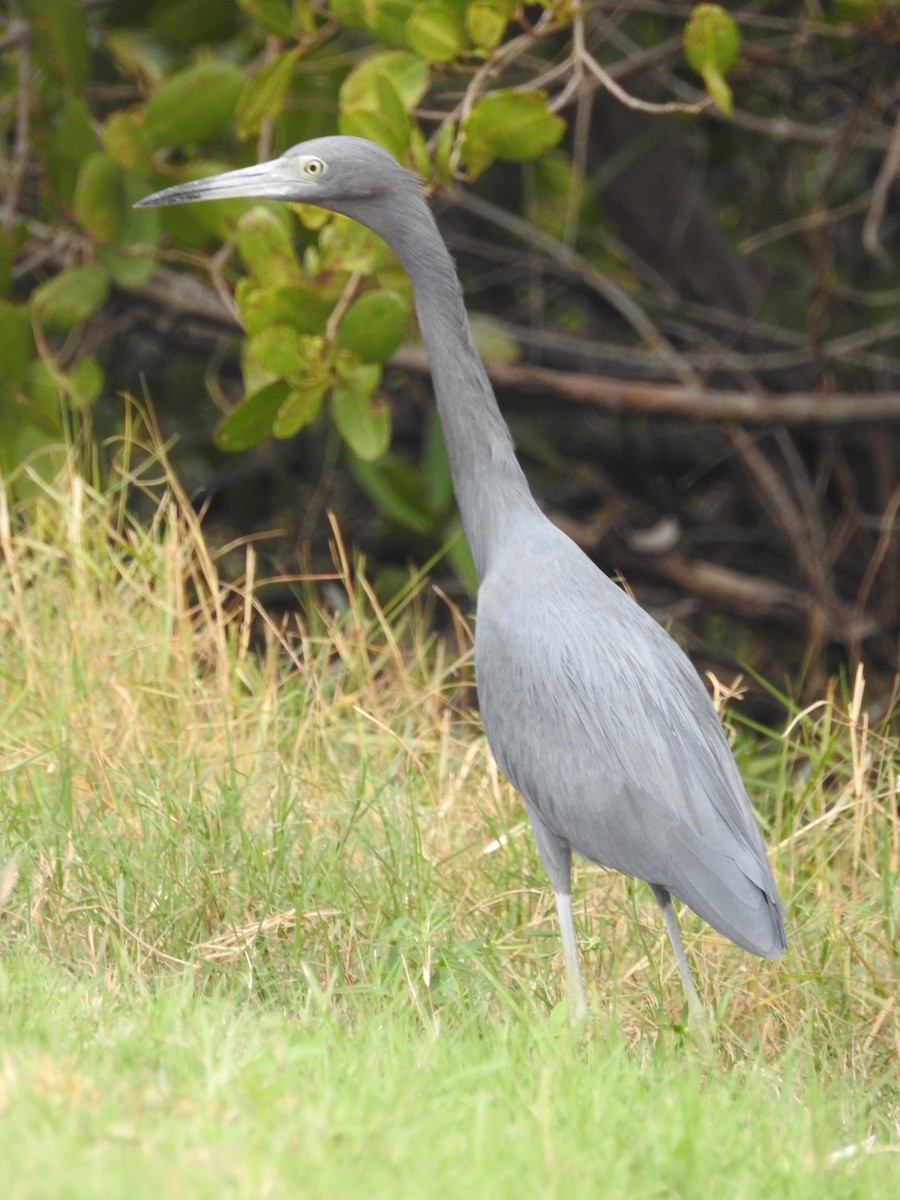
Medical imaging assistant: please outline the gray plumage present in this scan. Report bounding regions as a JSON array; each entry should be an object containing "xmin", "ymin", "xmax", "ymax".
[{"xmin": 138, "ymin": 136, "xmax": 787, "ymax": 1020}]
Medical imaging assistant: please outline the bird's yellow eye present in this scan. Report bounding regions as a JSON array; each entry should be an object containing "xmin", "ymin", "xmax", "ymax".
[{"xmin": 303, "ymin": 158, "xmax": 326, "ymax": 177}]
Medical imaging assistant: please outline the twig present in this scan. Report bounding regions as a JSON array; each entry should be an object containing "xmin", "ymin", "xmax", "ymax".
[
  {"xmin": 325, "ymin": 271, "xmax": 363, "ymax": 342},
  {"xmin": 579, "ymin": 44, "xmax": 711, "ymax": 116},
  {"xmin": 740, "ymin": 196, "xmax": 871, "ymax": 256},
  {"xmin": 728, "ymin": 426, "xmax": 848, "ymax": 639},
  {"xmin": 722, "ymin": 107, "xmax": 892, "ymax": 152},
  {"xmin": 0, "ymin": 21, "xmax": 30, "ymax": 232},
  {"xmin": 0, "ymin": 15, "xmax": 29, "ymax": 54},
  {"xmin": 96, "ymin": 898, "xmax": 194, "ymax": 968},
  {"xmin": 390, "ymin": 346, "xmax": 900, "ymax": 426},
  {"xmin": 631, "ymin": 551, "xmax": 809, "ymax": 624},
  {"xmin": 854, "ymin": 483, "xmax": 900, "ymax": 631},
  {"xmin": 863, "ymin": 109, "xmax": 900, "ymax": 264},
  {"xmin": 447, "ymin": 187, "xmax": 701, "ymax": 387}
]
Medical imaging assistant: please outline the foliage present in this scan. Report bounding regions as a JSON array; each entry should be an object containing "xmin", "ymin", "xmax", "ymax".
[
  {"xmin": 0, "ymin": 444, "xmax": 897, "ymax": 1192},
  {"xmin": 1, "ymin": 0, "xmax": 566, "ymax": 478},
  {"xmin": 1, "ymin": 0, "xmax": 737, "ymax": 481},
  {"xmin": 2, "ymin": 1, "xmax": 899, "ymax": 681}
]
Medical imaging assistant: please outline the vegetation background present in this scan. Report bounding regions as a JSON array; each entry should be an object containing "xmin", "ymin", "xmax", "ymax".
[
  {"xmin": 0, "ymin": 2, "xmax": 898, "ymax": 1195},
  {"xmin": 3, "ymin": 0, "xmax": 900, "ymax": 693}
]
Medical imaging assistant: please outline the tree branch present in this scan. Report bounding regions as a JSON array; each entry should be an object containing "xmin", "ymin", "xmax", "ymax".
[{"xmin": 391, "ymin": 346, "xmax": 900, "ymax": 426}]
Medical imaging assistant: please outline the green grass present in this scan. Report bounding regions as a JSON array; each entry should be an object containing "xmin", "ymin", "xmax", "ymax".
[
  {"xmin": 0, "ymin": 435, "xmax": 897, "ymax": 1197},
  {"xmin": 0, "ymin": 952, "xmax": 893, "ymax": 1200}
]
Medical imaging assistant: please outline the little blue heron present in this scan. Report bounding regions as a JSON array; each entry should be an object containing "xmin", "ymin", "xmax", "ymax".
[{"xmin": 138, "ymin": 137, "xmax": 786, "ymax": 1021}]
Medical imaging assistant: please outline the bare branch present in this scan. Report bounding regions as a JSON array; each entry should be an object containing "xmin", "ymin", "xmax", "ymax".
[
  {"xmin": 862, "ymin": 109, "xmax": 900, "ymax": 265},
  {"xmin": 391, "ymin": 347, "xmax": 900, "ymax": 427},
  {"xmin": 579, "ymin": 45, "xmax": 712, "ymax": 116}
]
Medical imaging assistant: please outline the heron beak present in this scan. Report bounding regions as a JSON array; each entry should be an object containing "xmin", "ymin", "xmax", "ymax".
[{"xmin": 135, "ymin": 159, "xmax": 293, "ymax": 208}]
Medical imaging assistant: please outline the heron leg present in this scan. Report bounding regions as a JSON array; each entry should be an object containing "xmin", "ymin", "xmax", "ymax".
[
  {"xmin": 527, "ymin": 813, "xmax": 587, "ymax": 1023},
  {"xmin": 554, "ymin": 890, "xmax": 587, "ymax": 1024},
  {"xmin": 649, "ymin": 885, "xmax": 705, "ymax": 1024}
]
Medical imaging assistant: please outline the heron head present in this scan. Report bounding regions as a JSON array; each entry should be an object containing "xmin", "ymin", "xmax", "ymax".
[{"xmin": 135, "ymin": 136, "xmax": 422, "ymax": 224}]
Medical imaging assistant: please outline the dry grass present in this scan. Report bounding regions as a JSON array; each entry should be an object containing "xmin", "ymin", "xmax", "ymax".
[{"xmin": 0, "ymin": 426, "xmax": 897, "ymax": 1092}]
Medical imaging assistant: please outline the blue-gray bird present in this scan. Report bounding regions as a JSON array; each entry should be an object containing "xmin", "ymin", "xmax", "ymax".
[{"xmin": 138, "ymin": 137, "xmax": 787, "ymax": 1021}]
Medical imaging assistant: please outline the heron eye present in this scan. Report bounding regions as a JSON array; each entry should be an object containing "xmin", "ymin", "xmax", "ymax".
[{"xmin": 303, "ymin": 158, "xmax": 326, "ymax": 177}]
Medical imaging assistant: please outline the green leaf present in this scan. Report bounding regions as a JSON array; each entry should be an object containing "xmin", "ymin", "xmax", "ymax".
[
  {"xmin": 97, "ymin": 244, "xmax": 157, "ymax": 290},
  {"xmin": 333, "ymin": 358, "xmax": 382, "ymax": 396},
  {"xmin": 103, "ymin": 30, "xmax": 167, "ymax": 87},
  {"xmin": 146, "ymin": 160, "xmax": 254, "ymax": 243},
  {"xmin": 43, "ymin": 99, "xmax": 95, "ymax": 207},
  {"xmin": 30, "ymin": 265, "xmax": 109, "ymax": 334},
  {"xmin": 683, "ymin": 4, "xmax": 740, "ymax": 74},
  {"xmin": 461, "ymin": 90, "xmax": 565, "ymax": 178},
  {"xmin": 315, "ymin": 218, "xmax": 390, "ymax": 274},
  {"xmin": 700, "ymin": 67, "xmax": 734, "ymax": 117},
  {"xmin": 368, "ymin": 0, "xmax": 419, "ymax": 46},
  {"xmin": 339, "ymin": 68, "xmax": 412, "ymax": 159},
  {"xmin": 236, "ymin": 48, "xmax": 302, "ymax": 140},
  {"xmin": 526, "ymin": 149, "xmax": 582, "ymax": 239},
  {"xmin": 338, "ymin": 111, "xmax": 409, "ymax": 160},
  {"xmin": 23, "ymin": 359, "xmax": 63, "ymax": 423},
  {"xmin": 290, "ymin": 335, "xmax": 332, "ymax": 390},
  {"xmin": 410, "ymin": 126, "xmax": 432, "ymax": 180},
  {"xmin": 26, "ymin": 0, "xmax": 89, "ymax": 93},
  {"xmin": 68, "ymin": 356, "xmax": 104, "ymax": 408},
  {"xmin": 236, "ymin": 207, "xmax": 301, "ymax": 286},
  {"xmin": 406, "ymin": 3, "xmax": 466, "ymax": 63},
  {"xmin": 373, "ymin": 72, "xmax": 411, "ymax": 133},
  {"xmin": 243, "ymin": 330, "xmax": 330, "ymax": 394},
  {"xmin": 444, "ymin": 516, "xmax": 477, "ymax": 593},
  {"xmin": 0, "ymin": 304, "xmax": 34, "ymax": 385},
  {"xmin": 465, "ymin": 0, "xmax": 510, "ymax": 51},
  {"xmin": 143, "ymin": 61, "xmax": 244, "ymax": 149},
  {"xmin": 245, "ymin": 325, "xmax": 304, "ymax": 380},
  {"xmin": 336, "ymin": 290, "xmax": 409, "ymax": 362},
  {"xmin": 421, "ymin": 410, "xmax": 454, "ymax": 515},
  {"xmin": 147, "ymin": 0, "xmax": 241, "ymax": 43},
  {"xmin": 51, "ymin": 98, "xmax": 96, "ymax": 168},
  {"xmin": 433, "ymin": 121, "xmax": 456, "ymax": 185},
  {"xmin": 73, "ymin": 154, "xmax": 126, "ymax": 243},
  {"xmin": 332, "ymin": 386, "xmax": 392, "ymax": 461},
  {"xmin": 97, "ymin": 176, "xmax": 159, "ymax": 289},
  {"xmin": 214, "ymin": 381, "xmax": 290, "ymax": 451},
  {"xmin": 234, "ymin": 0, "xmax": 295, "ymax": 37},
  {"xmin": 236, "ymin": 282, "xmax": 334, "ymax": 337},
  {"xmin": 333, "ymin": 0, "xmax": 422, "ymax": 41},
  {"xmin": 347, "ymin": 457, "xmax": 433, "ymax": 533},
  {"xmin": 340, "ymin": 51, "xmax": 430, "ymax": 112},
  {"xmin": 272, "ymin": 384, "xmax": 327, "ymax": 438},
  {"xmin": 683, "ymin": 4, "xmax": 740, "ymax": 116},
  {"xmin": 102, "ymin": 112, "xmax": 152, "ymax": 176},
  {"xmin": 327, "ymin": 0, "xmax": 370, "ymax": 32}
]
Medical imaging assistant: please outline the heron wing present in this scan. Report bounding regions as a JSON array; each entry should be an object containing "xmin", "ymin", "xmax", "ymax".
[{"xmin": 475, "ymin": 520, "xmax": 785, "ymax": 956}]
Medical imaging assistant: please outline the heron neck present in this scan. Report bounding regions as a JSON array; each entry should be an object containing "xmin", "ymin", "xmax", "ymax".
[{"xmin": 386, "ymin": 204, "xmax": 538, "ymax": 582}]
